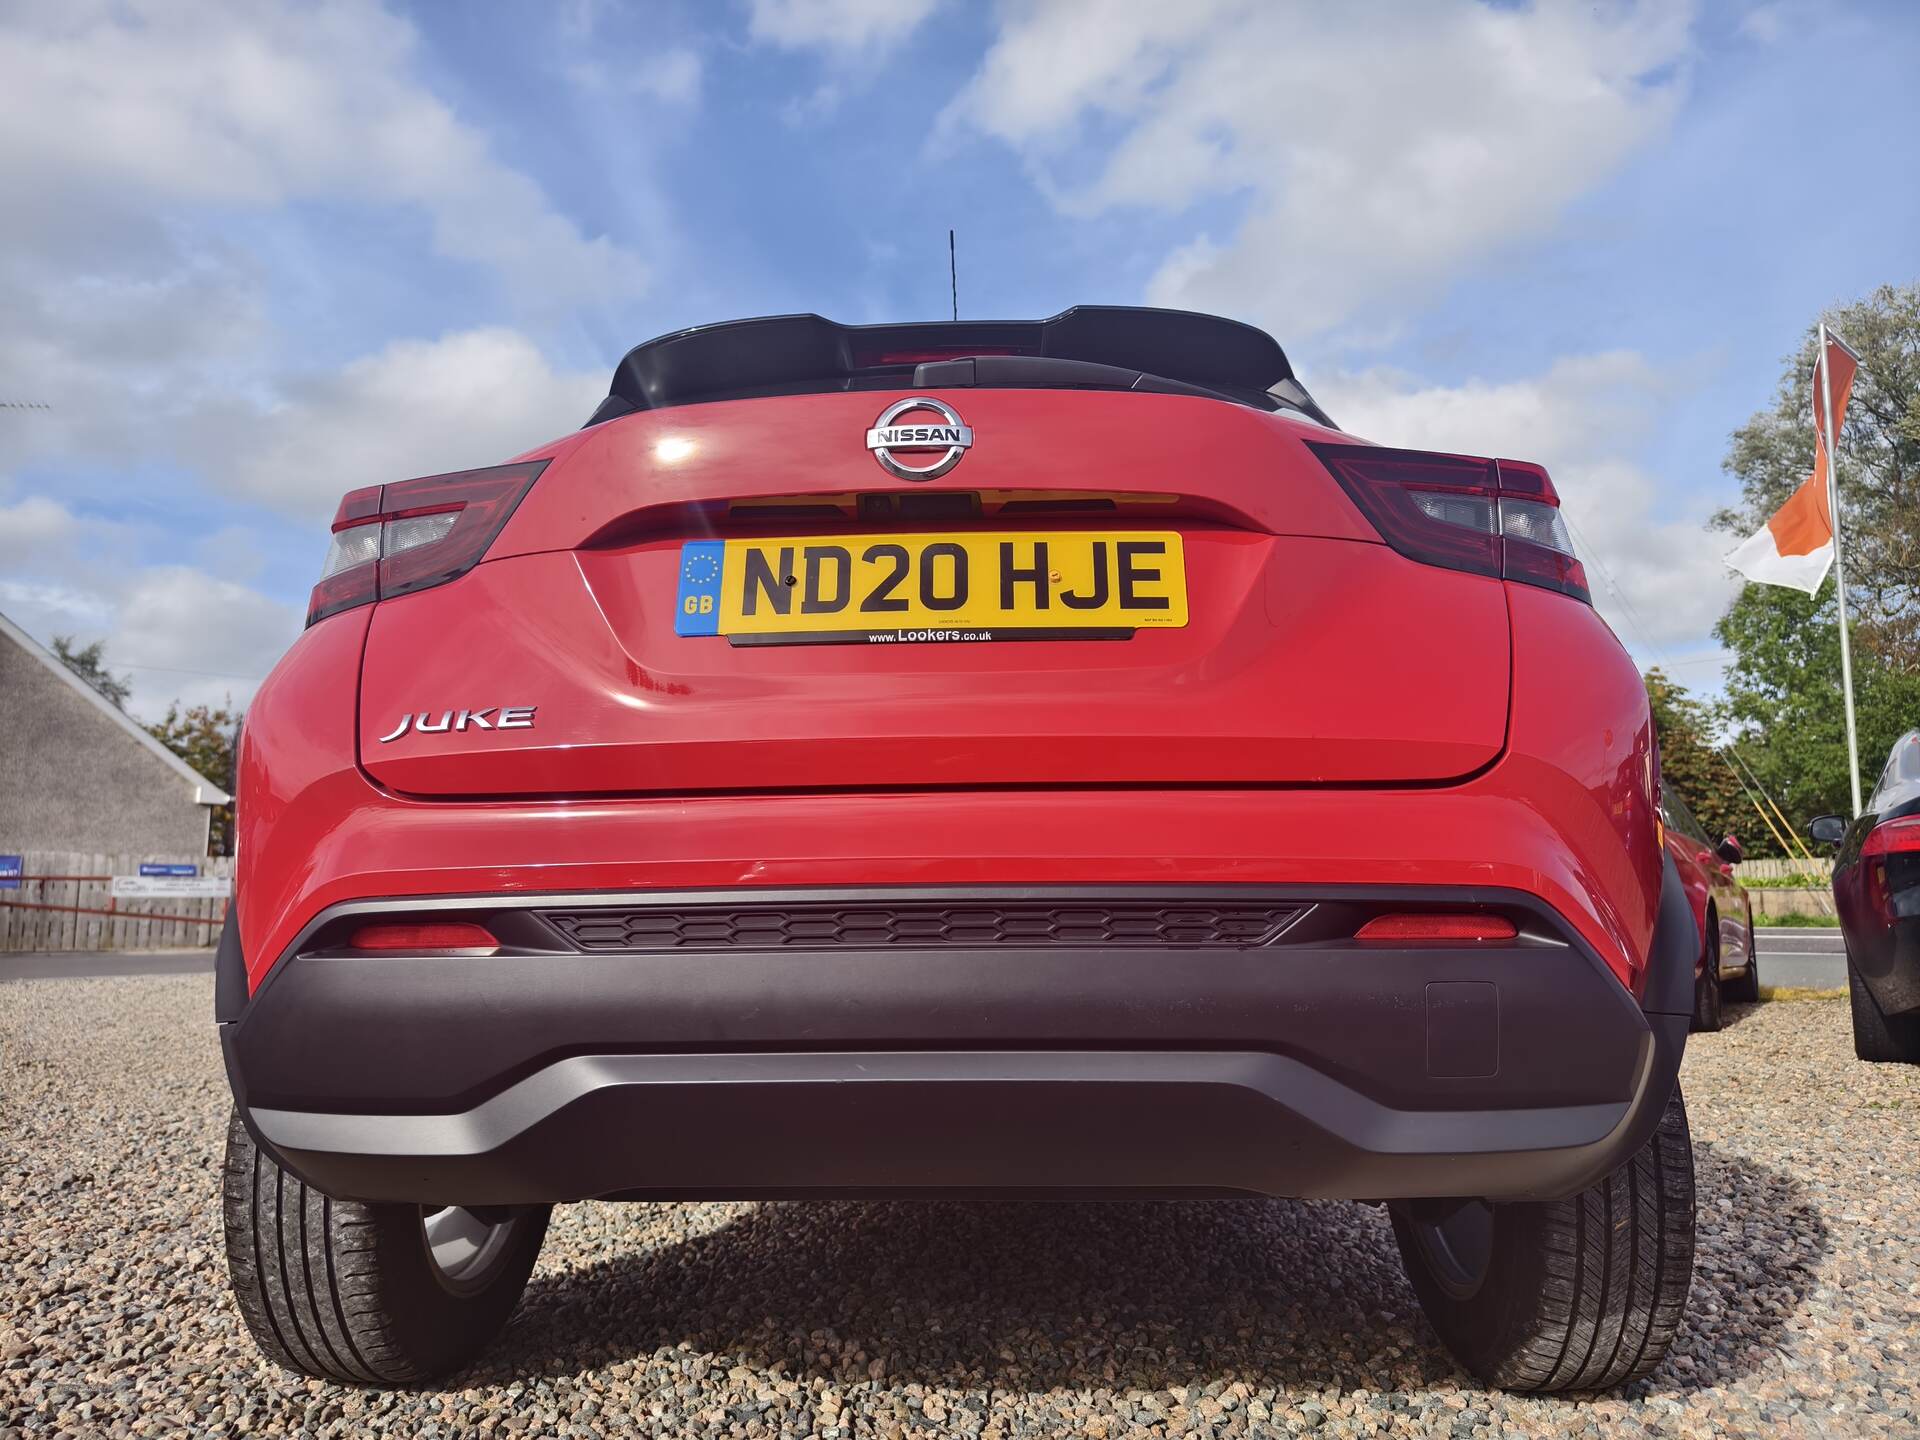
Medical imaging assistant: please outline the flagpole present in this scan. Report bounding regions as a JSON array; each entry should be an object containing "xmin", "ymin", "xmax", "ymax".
[{"xmin": 1819, "ymin": 322, "xmax": 1865, "ymax": 817}]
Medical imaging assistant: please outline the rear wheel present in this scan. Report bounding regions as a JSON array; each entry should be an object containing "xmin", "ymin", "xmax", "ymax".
[
  {"xmin": 221, "ymin": 1110, "xmax": 549, "ymax": 1384},
  {"xmin": 1392, "ymin": 1084, "xmax": 1695, "ymax": 1393},
  {"xmin": 1847, "ymin": 955, "xmax": 1920, "ymax": 1064},
  {"xmin": 1690, "ymin": 927, "xmax": 1723, "ymax": 1032}
]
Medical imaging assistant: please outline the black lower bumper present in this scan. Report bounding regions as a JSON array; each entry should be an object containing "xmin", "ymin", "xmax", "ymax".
[
  {"xmin": 1853, "ymin": 914, "xmax": 1920, "ymax": 1017},
  {"xmin": 220, "ymin": 871, "xmax": 1696, "ymax": 1207}
]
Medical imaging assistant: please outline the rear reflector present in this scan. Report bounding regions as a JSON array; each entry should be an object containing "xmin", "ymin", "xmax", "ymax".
[
  {"xmin": 308, "ymin": 461, "xmax": 547, "ymax": 626},
  {"xmin": 349, "ymin": 922, "xmax": 500, "ymax": 952},
  {"xmin": 1355, "ymin": 913, "xmax": 1519, "ymax": 943},
  {"xmin": 1307, "ymin": 443, "xmax": 1590, "ymax": 603}
]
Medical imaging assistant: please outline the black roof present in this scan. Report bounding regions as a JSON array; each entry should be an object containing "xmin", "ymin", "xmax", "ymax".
[{"xmin": 587, "ymin": 306, "xmax": 1332, "ymax": 428}]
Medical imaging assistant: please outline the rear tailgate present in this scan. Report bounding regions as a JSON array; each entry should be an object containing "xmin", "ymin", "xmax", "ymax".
[{"xmin": 357, "ymin": 389, "xmax": 1510, "ymax": 795}]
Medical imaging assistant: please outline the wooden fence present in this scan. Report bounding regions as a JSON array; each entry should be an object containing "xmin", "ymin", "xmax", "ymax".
[
  {"xmin": 1749, "ymin": 887, "xmax": 1837, "ymax": 920},
  {"xmin": 1735, "ymin": 856, "xmax": 1833, "ymax": 883},
  {"xmin": 0, "ymin": 851, "xmax": 233, "ymax": 952}
]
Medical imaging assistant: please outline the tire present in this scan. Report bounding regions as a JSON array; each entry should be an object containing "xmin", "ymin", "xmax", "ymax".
[
  {"xmin": 1722, "ymin": 909, "xmax": 1760, "ymax": 1004},
  {"xmin": 1847, "ymin": 955, "xmax": 1920, "ymax": 1064},
  {"xmin": 221, "ymin": 1109, "xmax": 550, "ymax": 1384},
  {"xmin": 1690, "ymin": 928, "xmax": 1723, "ymax": 1033},
  {"xmin": 1392, "ymin": 1083, "xmax": 1696, "ymax": 1393},
  {"xmin": 1720, "ymin": 948, "xmax": 1758, "ymax": 1006}
]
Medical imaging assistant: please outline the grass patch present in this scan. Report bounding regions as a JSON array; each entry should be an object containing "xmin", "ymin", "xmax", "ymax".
[
  {"xmin": 1758, "ymin": 984, "xmax": 1846, "ymax": 1002},
  {"xmin": 1757, "ymin": 911, "xmax": 1840, "ymax": 927}
]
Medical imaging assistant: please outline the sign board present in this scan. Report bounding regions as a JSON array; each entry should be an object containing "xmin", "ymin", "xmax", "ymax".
[
  {"xmin": 110, "ymin": 875, "xmax": 232, "ymax": 900},
  {"xmin": 139, "ymin": 862, "xmax": 200, "ymax": 878},
  {"xmin": 0, "ymin": 854, "xmax": 19, "ymax": 891}
]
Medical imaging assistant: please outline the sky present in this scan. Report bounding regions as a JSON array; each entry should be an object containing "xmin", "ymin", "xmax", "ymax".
[{"xmin": 2, "ymin": 0, "xmax": 1917, "ymax": 720}]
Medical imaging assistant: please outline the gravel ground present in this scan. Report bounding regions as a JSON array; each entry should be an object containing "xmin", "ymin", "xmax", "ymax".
[{"xmin": 4, "ymin": 977, "xmax": 1918, "ymax": 1439}]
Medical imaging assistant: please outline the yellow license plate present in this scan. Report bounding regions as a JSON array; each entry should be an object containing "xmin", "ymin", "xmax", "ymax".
[{"xmin": 674, "ymin": 531, "xmax": 1188, "ymax": 644}]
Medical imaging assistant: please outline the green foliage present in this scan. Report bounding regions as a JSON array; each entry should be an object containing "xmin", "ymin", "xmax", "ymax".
[
  {"xmin": 1714, "ymin": 282, "xmax": 1920, "ymax": 668},
  {"xmin": 51, "ymin": 634, "xmax": 131, "ymax": 710},
  {"xmin": 148, "ymin": 703, "xmax": 241, "ymax": 856},
  {"xmin": 1714, "ymin": 285, "xmax": 1920, "ymax": 824},
  {"xmin": 1715, "ymin": 581, "xmax": 1920, "ymax": 827},
  {"xmin": 1642, "ymin": 666, "xmax": 1753, "ymax": 850}
]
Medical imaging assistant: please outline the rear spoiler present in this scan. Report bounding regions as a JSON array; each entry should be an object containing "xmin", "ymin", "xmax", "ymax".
[{"xmin": 586, "ymin": 305, "xmax": 1336, "ymax": 429}]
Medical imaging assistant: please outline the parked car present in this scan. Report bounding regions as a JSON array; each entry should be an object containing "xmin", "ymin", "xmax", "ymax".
[
  {"xmin": 1812, "ymin": 729, "xmax": 1920, "ymax": 1062},
  {"xmin": 216, "ymin": 306, "xmax": 1701, "ymax": 1392},
  {"xmin": 1660, "ymin": 784, "xmax": 1758, "ymax": 1030}
]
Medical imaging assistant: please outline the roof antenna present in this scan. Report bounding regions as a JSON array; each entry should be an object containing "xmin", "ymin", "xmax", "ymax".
[{"xmin": 948, "ymin": 229, "xmax": 958, "ymax": 322}]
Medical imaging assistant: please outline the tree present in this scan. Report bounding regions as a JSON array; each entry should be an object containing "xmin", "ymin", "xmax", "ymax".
[
  {"xmin": 1643, "ymin": 667, "xmax": 1753, "ymax": 851},
  {"xmin": 1714, "ymin": 283, "xmax": 1920, "ymax": 668},
  {"xmin": 51, "ymin": 634, "xmax": 131, "ymax": 710},
  {"xmin": 1714, "ymin": 582, "xmax": 1920, "ymax": 828},
  {"xmin": 149, "ymin": 702, "xmax": 241, "ymax": 856},
  {"xmin": 1713, "ymin": 285, "xmax": 1920, "ymax": 823}
]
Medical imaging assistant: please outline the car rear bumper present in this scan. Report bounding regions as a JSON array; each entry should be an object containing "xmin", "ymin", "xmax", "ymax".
[
  {"xmin": 220, "ymin": 867, "xmax": 1696, "ymax": 1207},
  {"xmin": 1853, "ymin": 911, "xmax": 1920, "ymax": 1016}
]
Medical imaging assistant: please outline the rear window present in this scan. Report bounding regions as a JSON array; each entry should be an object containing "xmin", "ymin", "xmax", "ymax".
[
  {"xmin": 1870, "ymin": 730, "xmax": 1920, "ymax": 812},
  {"xmin": 1660, "ymin": 785, "xmax": 1711, "ymax": 846}
]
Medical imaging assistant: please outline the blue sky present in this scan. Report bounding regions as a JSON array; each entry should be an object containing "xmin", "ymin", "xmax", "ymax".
[{"xmin": 2, "ymin": 0, "xmax": 1916, "ymax": 717}]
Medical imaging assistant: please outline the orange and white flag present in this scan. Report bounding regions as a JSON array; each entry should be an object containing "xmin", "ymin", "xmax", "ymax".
[{"xmin": 1725, "ymin": 329, "xmax": 1859, "ymax": 594}]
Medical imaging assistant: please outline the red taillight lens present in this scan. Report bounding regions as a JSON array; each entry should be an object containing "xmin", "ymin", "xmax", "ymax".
[
  {"xmin": 1863, "ymin": 817, "xmax": 1920, "ymax": 858},
  {"xmin": 1308, "ymin": 443, "xmax": 1590, "ymax": 603},
  {"xmin": 348, "ymin": 922, "xmax": 499, "ymax": 952},
  {"xmin": 1355, "ymin": 913, "xmax": 1519, "ymax": 943},
  {"xmin": 306, "ymin": 461, "xmax": 547, "ymax": 627}
]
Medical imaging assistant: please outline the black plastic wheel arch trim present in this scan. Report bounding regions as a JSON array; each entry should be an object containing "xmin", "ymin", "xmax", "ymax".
[{"xmin": 214, "ymin": 909, "xmax": 247, "ymax": 1025}]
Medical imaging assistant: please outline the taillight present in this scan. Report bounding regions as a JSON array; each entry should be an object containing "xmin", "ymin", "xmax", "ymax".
[
  {"xmin": 1863, "ymin": 817, "xmax": 1920, "ymax": 859},
  {"xmin": 1355, "ymin": 913, "xmax": 1519, "ymax": 943},
  {"xmin": 1862, "ymin": 817, "xmax": 1920, "ymax": 924},
  {"xmin": 307, "ymin": 461, "xmax": 547, "ymax": 627},
  {"xmin": 1307, "ymin": 443, "xmax": 1590, "ymax": 603}
]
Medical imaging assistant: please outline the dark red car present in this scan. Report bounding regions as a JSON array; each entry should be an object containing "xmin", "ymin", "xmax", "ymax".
[
  {"xmin": 217, "ymin": 308, "xmax": 1700, "ymax": 1392},
  {"xmin": 1814, "ymin": 729, "xmax": 1920, "ymax": 1062},
  {"xmin": 1658, "ymin": 786, "xmax": 1758, "ymax": 1030}
]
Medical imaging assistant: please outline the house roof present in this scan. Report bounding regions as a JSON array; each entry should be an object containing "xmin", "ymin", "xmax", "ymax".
[{"xmin": 0, "ymin": 608, "xmax": 232, "ymax": 806}]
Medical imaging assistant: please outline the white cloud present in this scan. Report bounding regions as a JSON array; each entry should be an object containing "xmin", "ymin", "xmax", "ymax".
[
  {"xmin": 1738, "ymin": 3, "xmax": 1789, "ymax": 45},
  {"xmin": 0, "ymin": 496, "xmax": 81, "ymax": 569},
  {"xmin": 747, "ymin": 0, "xmax": 940, "ymax": 54},
  {"xmin": 2, "ymin": 308, "xmax": 604, "ymax": 524},
  {"xmin": 633, "ymin": 47, "xmax": 704, "ymax": 104},
  {"xmin": 0, "ymin": 0, "xmax": 645, "ymax": 309},
  {"xmin": 189, "ymin": 328, "xmax": 606, "ymax": 519},
  {"xmin": 747, "ymin": 0, "xmax": 941, "ymax": 121},
  {"xmin": 1317, "ymin": 352, "xmax": 1739, "ymax": 658},
  {"xmin": 568, "ymin": 45, "xmax": 704, "ymax": 105},
  {"xmin": 0, "ymin": 497, "xmax": 300, "ymax": 717},
  {"xmin": 0, "ymin": 578, "xmax": 120, "ymax": 637},
  {"xmin": 947, "ymin": 0, "xmax": 1693, "ymax": 338},
  {"xmin": 0, "ymin": 0, "xmax": 650, "ymax": 498},
  {"xmin": 0, "ymin": 332, "xmax": 598, "ymax": 718},
  {"xmin": 1324, "ymin": 351, "xmax": 1665, "ymax": 461},
  {"xmin": 112, "ymin": 566, "xmax": 303, "ymax": 713},
  {"xmin": 0, "ymin": 251, "xmax": 271, "ymax": 472}
]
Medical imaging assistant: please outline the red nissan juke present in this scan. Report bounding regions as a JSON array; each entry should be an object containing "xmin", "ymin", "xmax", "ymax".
[{"xmin": 218, "ymin": 307, "xmax": 1699, "ymax": 1392}]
